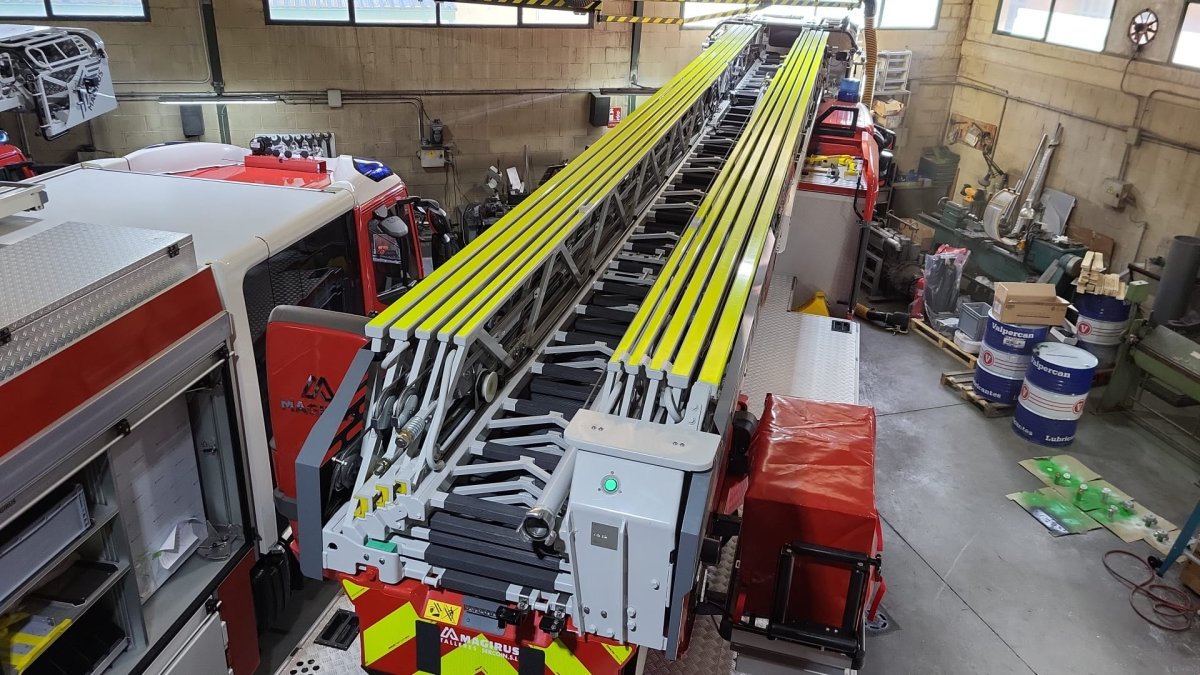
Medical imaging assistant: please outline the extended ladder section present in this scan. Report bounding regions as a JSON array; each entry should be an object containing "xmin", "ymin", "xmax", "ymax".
[
  {"xmin": 603, "ymin": 29, "xmax": 829, "ymax": 429},
  {"xmin": 367, "ymin": 24, "xmax": 758, "ymax": 345},
  {"xmin": 352, "ymin": 25, "xmax": 760, "ymax": 504},
  {"xmin": 308, "ymin": 22, "xmax": 838, "ymax": 662}
]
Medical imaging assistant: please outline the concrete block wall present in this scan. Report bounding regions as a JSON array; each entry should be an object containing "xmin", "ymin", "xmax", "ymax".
[
  {"xmin": 874, "ymin": 0, "xmax": 970, "ymax": 168},
  {"xmin": 0, "ymin": 1, "xmax": 971, "ymax": 207},
  {"xmin": 951, "ymin": 0, "xmax": 1200, "ymax": 267},
  {"xmin": 635, "ymin": 2, "xmax": 712, "ymax": 88}
]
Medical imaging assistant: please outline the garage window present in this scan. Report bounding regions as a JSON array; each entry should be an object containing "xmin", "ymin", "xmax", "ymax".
[
  {"xmin": 264, "ymin": 0, "xmax": 591, "ymax": 27},
  {"xmin": 1, "ymin": 0, "xmax": 148, "ymax": 20},
  {"xmin": 1174, "ymin": 2, "xmax": 1200, "ymax": 68},
  {"xmin": 683, "ymin": 1, "xmax": 938, "ymax": 31},
  {"xmin": 994, "ymin": 0, "xmax": 1115, "ymax": 52}
]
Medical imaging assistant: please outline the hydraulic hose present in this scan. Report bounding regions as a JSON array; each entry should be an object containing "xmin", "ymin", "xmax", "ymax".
[{"xmin": 862, "ymin": 0, "xmax": 878, "ymax": 108}]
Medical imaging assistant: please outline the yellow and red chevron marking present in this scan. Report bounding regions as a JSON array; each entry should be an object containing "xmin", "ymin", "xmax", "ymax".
[{"xmin": 339, "ymin": 575, "xmax": 635, "ymax": 674}]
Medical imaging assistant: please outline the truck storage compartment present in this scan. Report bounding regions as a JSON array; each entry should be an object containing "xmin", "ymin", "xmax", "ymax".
[
  {"xmin": 1, "ymin": 221, "xmax": 254, "ymax": 675},
  {"xmin": 0, "ymin": 485, "xmax": 91, "ymax": 603}
]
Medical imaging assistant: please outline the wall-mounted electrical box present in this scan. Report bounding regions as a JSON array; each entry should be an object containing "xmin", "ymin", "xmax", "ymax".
[
  {"xmin": 1100, "ymin": 177, "xmax": 1131, "ymax": 209},
  {"xmin": 180, "ymin": 105, "xmax": 204, "ymax": 138},
  {"xmin": 589, "ymin": 93, "xmax": 611, "ymax": 128},
  {"xmin": 420, "ymin": 147, "xmax": 447, "ymax": 168}
]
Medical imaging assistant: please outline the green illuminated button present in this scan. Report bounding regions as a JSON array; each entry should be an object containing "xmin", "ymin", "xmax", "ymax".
[{"xmin": 602, "ymin": 476, "xmax": 620, "ymax": 494}]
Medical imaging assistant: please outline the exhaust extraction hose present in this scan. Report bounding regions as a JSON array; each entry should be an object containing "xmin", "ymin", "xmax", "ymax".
[{"xmin": 862, "ymin": 0, "xmax": 878, "ymax": 108}]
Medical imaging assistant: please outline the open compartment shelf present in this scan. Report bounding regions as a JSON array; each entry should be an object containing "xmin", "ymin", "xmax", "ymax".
[
  {"xmin": 0, "ymin": 502, "xmax": 119, "ymax": 618},
  {"xmin": 3, "ymin": 561, "xmax": 132, "ymax": 674}
]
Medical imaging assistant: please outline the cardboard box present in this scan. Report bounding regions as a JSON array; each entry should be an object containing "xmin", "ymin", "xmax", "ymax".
[
  {"xmin": 991, "ymin": 282, "xmax": 1069, "ymax": 326},
  {"xmin": 1180, "ymin": 560, "xmax": 1200, "ymax": 596},
  {"xmin": 872, "ymin": 98, "xmax": 904, "ymax": 117},
  {"xmin": 878, "ymin": 114, "xmax": 904, "ymax": 131},
  {"xmin": 1065, "ymin": 225, "xmax": 1115, "ymax": 261}
]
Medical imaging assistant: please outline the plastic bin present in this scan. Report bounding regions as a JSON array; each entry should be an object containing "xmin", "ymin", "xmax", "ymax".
[
  {"xmin": 959, "ymin": 302, "xmax": 992, "ymax": 342},
  {"xmin": 0, "ymin": 485, "xmax": 91, "ymax": 603}
]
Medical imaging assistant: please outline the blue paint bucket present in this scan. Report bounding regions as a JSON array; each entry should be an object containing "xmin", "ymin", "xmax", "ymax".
[
  {"xmin": 1074, "ymin": 293, "xmax": 1131, "ymax": 367},
  {"xmin": 973, "ymin": 311, "xmax": 1050, "ymax": 404},
  {"xmin": 837, "ymin": 78, "xmax": 862, "ymax": 102},
  {"xmin": 1012, "ymin": 343, "xmax": 1099, "ymax": 447}
]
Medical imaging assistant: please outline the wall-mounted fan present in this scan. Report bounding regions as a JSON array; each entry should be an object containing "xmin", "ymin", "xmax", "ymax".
[{"xmin": 1128, "ymin": 9, "xmax": 1160, "ymax": 49}]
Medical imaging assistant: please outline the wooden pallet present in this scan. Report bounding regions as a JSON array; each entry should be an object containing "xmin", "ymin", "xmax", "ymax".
[
  {"xmin": 940, "ymin": 370, "xmax": 1014, "ymax": 418},
  {"xmin": 911, "ymin": 318, "xmax": 977, "ymax": 368}
]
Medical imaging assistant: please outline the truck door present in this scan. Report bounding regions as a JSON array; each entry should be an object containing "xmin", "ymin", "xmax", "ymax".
[
  {"xmin": 241, "ymin": 210, "xmax": 365, "ymax": 414},
  {"xmin": 360, "ymin": 201, "xmax": 425, "ymax": 312}
]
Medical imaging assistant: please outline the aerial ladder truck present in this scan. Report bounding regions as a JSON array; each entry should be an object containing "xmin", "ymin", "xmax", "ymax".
[{"xmin": 269, "ymin": 18, "xmax": 883, "ymax": 675}]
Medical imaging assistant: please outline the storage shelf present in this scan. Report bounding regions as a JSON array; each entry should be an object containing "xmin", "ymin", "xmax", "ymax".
[
  {"xmin": 0, "ymin": 502, "xmax": 119, "ymax": 617},
  {"xmin": 9, "ymin": 561, "xmax": 131, "ymax": 674}
]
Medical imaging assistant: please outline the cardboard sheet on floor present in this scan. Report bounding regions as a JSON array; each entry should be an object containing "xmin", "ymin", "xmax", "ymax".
[
  {"xmin": 1147, "ymin": 528, "xmax": 1183, "ymax": 555},
  {"xmin": 1019, "ymin": 455, "xmax": 1102, "ymax": 488},
  {"xmin": 1085, "ymin": 500, "xmax": 1177, "ymax": 544},
  {"xmin": 1007, "ymin": 487, "xmax": 1103, "ymax": 536},
  {"xmin": 1048, "ymin": 479, "xmax": 1131, "ymax": 512}
]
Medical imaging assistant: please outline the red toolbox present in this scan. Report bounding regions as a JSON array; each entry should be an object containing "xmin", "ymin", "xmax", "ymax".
[{"xmin": 730, "ymin": 394, "xmax": 881, "ymax": 664}]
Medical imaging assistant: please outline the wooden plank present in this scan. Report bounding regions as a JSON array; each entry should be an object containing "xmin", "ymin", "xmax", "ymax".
[
  {"xmin": 940, "ymin": 370, "xmax": 1014, "ymax": 418},
  {"xmin": 911, "ymin": 318, "xmax": 977, "ymax": 368}
]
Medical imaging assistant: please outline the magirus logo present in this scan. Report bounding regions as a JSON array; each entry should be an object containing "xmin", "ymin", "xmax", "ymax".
[{"xmin": 439, "ymin": 626, "xmax": 521, "ymax": 661}]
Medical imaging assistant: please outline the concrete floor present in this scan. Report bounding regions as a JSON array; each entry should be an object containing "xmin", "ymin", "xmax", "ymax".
[{"xmin": 858, "ymin": 324, "xmax": 1200, "ymax": 675}]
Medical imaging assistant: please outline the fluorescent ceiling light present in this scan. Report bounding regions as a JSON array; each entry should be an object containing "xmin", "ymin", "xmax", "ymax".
[{"xmin": 158, "ymin": 97, "xmax": 278, "ymax": 105}]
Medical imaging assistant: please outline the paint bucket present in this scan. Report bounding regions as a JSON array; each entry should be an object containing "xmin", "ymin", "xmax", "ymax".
[
  {"xmin": 973, "ymin": 311, "xmax": 1050, "ymax": 404},
  {"xmin": 1074, "ymin": 293, "xmax": 1131, "ymax": 367},
  {"xmin": 1012, "ymin": 343, "xmax": 1099, "ymax": 447}
]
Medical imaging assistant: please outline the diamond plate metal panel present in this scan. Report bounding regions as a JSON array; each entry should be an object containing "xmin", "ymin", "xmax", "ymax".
[
  {"xmin": 0, "ymin": 221, "xmax": 196, "ymax": 382},
  {"xmin": 277, "ymin": 594, "xmax": 365, "ymax": 675},
  {"xmin": 645, "ymin": 612, "xmax": 734, "ymax": 675},
  {"xmin": 741, "ymin": 275, "xmax": 860, "ymax": 417}
]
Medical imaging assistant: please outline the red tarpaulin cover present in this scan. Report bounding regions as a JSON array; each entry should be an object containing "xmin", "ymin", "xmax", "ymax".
[{"xmin": 738, "ymin": 395, "xmax": 879, "ymax": 628}]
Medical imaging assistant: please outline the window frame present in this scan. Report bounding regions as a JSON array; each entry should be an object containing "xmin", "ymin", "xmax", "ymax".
[
  {"xmin": 262, "ymin": 0, "xmax": 594, "ymax": 28},
  {"xmin": 992, "ymin": 0, "xmax": 1117, "ymax": 53},
  {"xmin": 0, "ymin": 0, "xmax": 150, "ymax": 22},
  {"xmin": 680, "ymin": 0, "xmax": 940, "ymax": 32},
  {"xmin": 1172, "ymin": 1, "xmax": 1200, "ymax": 71}
]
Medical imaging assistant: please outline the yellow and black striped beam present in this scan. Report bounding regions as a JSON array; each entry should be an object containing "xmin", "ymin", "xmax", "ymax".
[
  {"xmin": 762, "ymin": 0, "xmax": 858, "ymax": 6},
  {"xmin": 681, "ymin": 5, "xmax": 758, "ymax": 23},
  {"xmin": 601, "ymin": 14, "xmax": 684, "ymax": 23},
  {"xmin": 465, "ymin": 0, "xmax": 601, "ymax": 10},
  {"xmin": 602, "ymin": 0, "xmax": 858, "ymax": 25},
  {"xmin": 626, "ymin": 0, "xmax": 856, "ymax": 4}
]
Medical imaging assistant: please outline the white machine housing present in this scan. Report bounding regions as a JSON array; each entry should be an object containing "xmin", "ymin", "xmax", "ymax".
[{"xmin": 0, "ymin": 24, "xmax": 117, "ymax": 139}]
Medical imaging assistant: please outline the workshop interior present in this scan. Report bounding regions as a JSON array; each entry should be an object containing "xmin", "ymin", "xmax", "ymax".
[{"xmin": 2, "ymin": 1, "xmax": 1200, "ymax": 674}]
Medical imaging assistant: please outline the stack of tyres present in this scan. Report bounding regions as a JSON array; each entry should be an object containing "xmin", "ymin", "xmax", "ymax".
[
  {"xmin": 1013, "ymin": 343, "xmax": 1098, "ymax": 447},
  {"xmin": 1074, "ymin": 293, "xmax": 1131, "ymax": 367},
  {"xmin": 973, "ymin": 311, "xmax": 1049, "ymax": 404}
]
